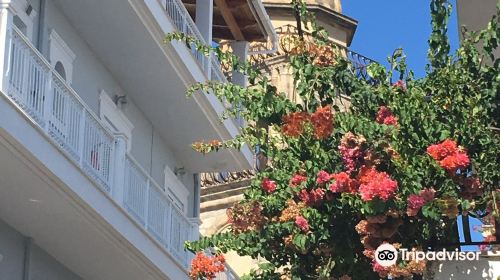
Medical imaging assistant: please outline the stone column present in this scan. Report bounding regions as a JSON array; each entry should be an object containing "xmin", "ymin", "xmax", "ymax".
[
  {"xmin": 230, "ymin": 41, "xmax": 249, "ymax": 87},
  {"xmin": 230, "ymin": 41, "xmax": 249, "ymax": 126}
]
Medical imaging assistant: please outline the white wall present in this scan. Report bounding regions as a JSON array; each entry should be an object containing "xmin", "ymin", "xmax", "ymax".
[
  {"xmin": 0, "ymin": 219, "xmax": 82, "ymax": 280},
  {"xmin": 29, "ymin": 243, "xmax": 83, "ymax": 280},
  {"xmin": 0, "ymin": 219, "xmax": 24, "ymax": 280}
]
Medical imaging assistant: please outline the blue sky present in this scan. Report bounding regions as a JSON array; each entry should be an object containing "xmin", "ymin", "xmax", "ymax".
[
  {"xmin": 342, "ymin": 1, "xmax": 484, "ymax": 249},
  {"xmin": 343, "ymin": 0, "xmax": 460, "ymax": 78}
]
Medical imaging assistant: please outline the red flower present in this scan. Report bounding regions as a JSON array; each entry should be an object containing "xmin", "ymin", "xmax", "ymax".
[
  {"xmin": 261, "ymin": 178, "xmax": 277, "ymax": 193},
  {"xmin": 316, "ymin": 170, "xmax": 331, "ymax": 184},
  {"xmin": 439, "ymin": 152, "xmax": 470, "ymax": 172},
  {"xmin": 376, "ymin": 106, "xmax": 398, "ymax": 126},
  {"xmin": 282, "ymin": 112, "xmax": 310, "ymax": 137},
  {"xmin": 290, "ymin": 174, "xmax": 307, "ymax": 187},
  {"xmin": 329, "ymin": 172, "xmax": 357, "ymax": 193},
  {"xmin": 427, "ymin": 139, "xmax": 458, "ymax": 161},
  {"xmin": 358, "ymin": 168, "xmax": 398, "ymax": 201},
  {"xmin": 427, "ymin": 140, "xmax": 470, "ymax": 173},
  {"xmin": 295, "ymin": 215, "xmax": 310, "ymax": 232},
  {"xmin": 310, "ymin": 105, "xmax": 334, "ymax": 139},
  {"xmin": 189, "ymin": 252, "xmax": 225, "ymax": 280},
  {"xmin": 299, "ymin": 188, "xmax": 325, "ymax": 206}
]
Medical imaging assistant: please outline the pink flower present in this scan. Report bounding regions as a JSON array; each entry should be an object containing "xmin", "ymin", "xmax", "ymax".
[
  {"xmin": 393, "ymin": 80, "xmax": 407, "ymax": 91},
  {"xmin": 358, "ymin": 168, "xmax": 398, "ymax": 201},
  {"xmin": 298, "ymin": 189, "xmax": 310, "ymax": 203},
  {"xmin": 406, "ymin": 188, "xmax": 436, "ymax": 216},
  {"xmin": 295, "ymin": 215, "xmax": 309, "ymax": 232},
  {"xmin": 420, "ymin": 188, "xmax": 436, "ymax": 202},
  {"xmin": 316, "ymin": 170, "xmax": 331, "ymax": 184},
  {"xmin": 329, "ymin": 172, "xmax": 357, "ymax": 193},
  {"xmin": 407, "ymin": 194, "xmax": 426, "ymax": 216},
  {"xmin": 339, "ymin": 133, "xmax": 366, "ymax": 173},
  {"xmin": 376, "ymin": 106, "xmax": 398, "ymax": 126},
  {"xmin": 290, "ymin": 174, "xmax": 307, "ymax": 187},
  {"xmin": 261, "ymin": 178, "xmax": 277, "ymax": 193}
]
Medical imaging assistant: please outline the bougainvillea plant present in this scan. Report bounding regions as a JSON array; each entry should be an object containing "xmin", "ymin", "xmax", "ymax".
[{"xmin": 167, "ymin": 0, "xmax": 499, "ymax": 279}]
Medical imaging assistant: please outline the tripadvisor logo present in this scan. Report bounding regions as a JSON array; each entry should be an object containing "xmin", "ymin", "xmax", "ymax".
[
  {"xmin": 375, "ymin": 244, "xmax": 398, "ymax": 267},
  {"xmin": 375, "ymin": 243, "xmax": 481, "ymax": 267}
]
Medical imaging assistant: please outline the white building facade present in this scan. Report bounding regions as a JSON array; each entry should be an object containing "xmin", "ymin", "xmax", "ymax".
[{"xmin": 0, "ymin": 0, "xmax": 273, "ymax": 279}]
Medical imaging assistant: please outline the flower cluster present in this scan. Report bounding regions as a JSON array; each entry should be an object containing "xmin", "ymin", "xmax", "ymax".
[
  {"xmin": 329, "ymin": 172, "xmax": 357, "ymax": 193},
  {"xmin": 189, "ymin": 252, "xmax": 225, "ymax": 280},
  {"xmin": 406, "ymin": 188, "xmax": 436, "ymax": 216},
  {"xmin": 393, "ymin": 80, "xmax": 407, "ymax": 91},
  {"xmin": 310, "ymin": 105, "xmax": 334, "ymax": 139},
  {"xmin": 281, "ymin": 106, "xmax": 334, "ymax": 139},
  {"xmin": 375, "ymin": 106, "xmax": 398, "ymax": 126},
  {"xmin": 316, "ymin": 170, "xmax": 332, "ymax": 184},
  {"xmin": 261, "ymin": 178, "xmax": 277, "ymax": 193},
  {"xmin": 310, "ymin": 43, "xmax": 337, "ymax": 67},
  {"xmin": 298, "ymin": 188, "xmax": 325, "ymax": 206},
  {"xmin": 358, "ymin": 168, "xmax": 398, "ymax": 201},
  {"xmin": 427, "ymin": 139, "xmax": 470, "ymax": 173},
  {"xmin": 282, "ymin": 112, "xmax": 309, "ymax": 137},
  {"xmin": 295, "ymin": 215, "xmax": 310, "ymax": 232},
  {"xmin": 356, "ymin": 213, "xmax": 402, "ymax": 248},
  {"xmin": 289, "ymin": 174, "xmax": 307, "ymax": 187},
  {"xmin": 227, "ymin": 201, "xmax": 266, "ymax": 233},
  {"xmin": 339, "ymin": 132, "xmax": 367, "ymax": 173},
  {"xmin": 279, "ymin": 200, "xmax": 306, "ymax": 222},
  {"xmin": 192, "ymin": 140, "xmax": 224, "ymax": 154}
]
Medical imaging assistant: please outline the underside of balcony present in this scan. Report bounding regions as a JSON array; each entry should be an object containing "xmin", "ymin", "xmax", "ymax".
[{"xmin": 51, "ymin": 0, "xmax": 253, "ymax": 172}]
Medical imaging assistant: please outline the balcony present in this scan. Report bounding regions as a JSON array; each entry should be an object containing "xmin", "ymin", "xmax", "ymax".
[
  {"xmin": 165, "ymin": 0, "xmax": 228, "ymax": 83},
  {"xmin": 3, "ymin": 24, "xmax": 196, "ymax": 271},
  {"xmin": 43, "ymin": 0, "xmax": 253, "ymax": 172}
]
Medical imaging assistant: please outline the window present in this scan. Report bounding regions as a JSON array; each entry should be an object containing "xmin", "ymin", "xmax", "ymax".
[
  {"xmin": 13, "ymin": 15, "xmax": 27, "ymax": 35},
  {"xmin": 54, "ymin": 61, "xmax": 66, "ymax": 80}
]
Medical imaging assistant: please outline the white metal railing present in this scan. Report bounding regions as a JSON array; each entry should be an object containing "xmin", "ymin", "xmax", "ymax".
[
  {"xmin": 165, "ymin": 0, "xmax": 207, "ymax": 71},
  {"xmin": 164, "ymin": 0, "xmax": 229, "ymax": 84},
  {"xmin": 124, "ymin": 154, "xmax": 195, "ymax": 267},
  {"xmin": 7, "ymin": 27, "xmax": 114, "ymax": 192},
  {"xmin": 4, "ymin": 26, "xmax": 197, "ymax": 269}
]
